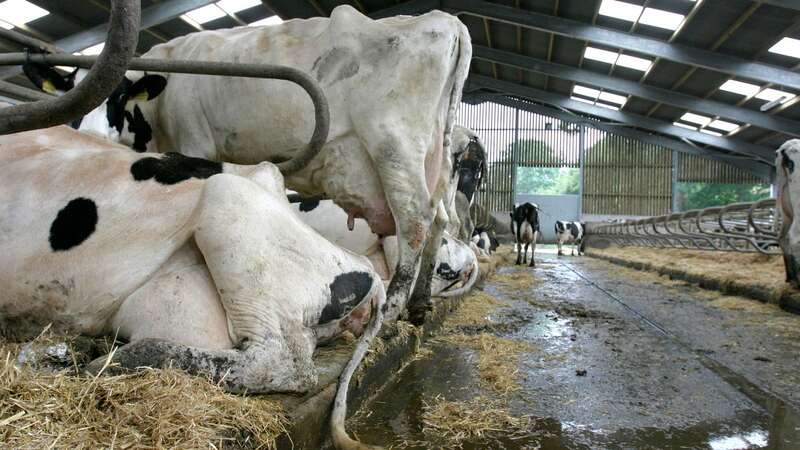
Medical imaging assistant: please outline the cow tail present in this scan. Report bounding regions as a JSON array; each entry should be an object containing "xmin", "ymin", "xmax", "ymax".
[
  {"xmin": 330, "ymin": 277, "xmax": 386, "ymax": 450},
  {"xmin": 436, "ymin": 257, "xmax": 480, "ymax": 298}
]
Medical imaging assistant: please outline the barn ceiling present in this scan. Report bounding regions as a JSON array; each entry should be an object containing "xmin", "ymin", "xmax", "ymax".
[{"xmin": 2, "ymin": 0, "xmax": 800, "ymax": 177}]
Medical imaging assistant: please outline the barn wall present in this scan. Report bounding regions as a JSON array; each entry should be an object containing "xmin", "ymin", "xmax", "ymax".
[{"xmin": 455, "ymin": 100, "xmax": 768, "ymax": 218}]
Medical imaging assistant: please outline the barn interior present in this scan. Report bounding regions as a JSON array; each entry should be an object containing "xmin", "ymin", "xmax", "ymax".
[{"xmin": 0, "ymin": 1, "xmax": 799, "ymax": 449}]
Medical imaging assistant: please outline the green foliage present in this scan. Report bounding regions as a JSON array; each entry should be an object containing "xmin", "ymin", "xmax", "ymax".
[
  {"xmin": 516, "ymin": 167, "xmax": 579, "ymax": 195},
  {"xmin": 677, "ymin": 182, "xmax": 770, "ymax": 211},
  {"xmin": 487, "ymin": 138, "xmax": 579, "ymax": 196}
]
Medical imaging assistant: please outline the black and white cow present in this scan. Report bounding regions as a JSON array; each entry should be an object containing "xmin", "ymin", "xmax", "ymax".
[
  {"xmin": 471, "ymin": 227, "xmax": 498, "ymax": 257},
  {"xmin": 0, "ymin": 124, "xmax": 385, "ymax": 449},
  {"xmin": 554, "ymin": 220, "xmax": 585, "ymax": 256},
  {"xmin": 511, "ymin": 203, "xmax": 540, "ymax": 267},
  {"xmin": 25, "ymin": 5, "xmax": 473, "ymax": 327},
  {"xmin": 777, "ymin": 139, "xmax": 800, "ymax": 286}
]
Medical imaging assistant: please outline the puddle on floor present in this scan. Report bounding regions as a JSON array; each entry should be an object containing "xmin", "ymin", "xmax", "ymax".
[{"xmin": 348, "ymin": 254, "xmax": 800, "ymax": 450}]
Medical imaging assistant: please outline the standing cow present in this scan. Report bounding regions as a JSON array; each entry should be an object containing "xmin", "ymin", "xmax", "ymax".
[
  {"xmin": 511, "ymin": 203, "xmax": 540, "ymax": 267},
  {"xmin": 23, "ymin": 5, "xmax": 472, "ymax": 325},
  {"xmin": 554, "ymin": 220, "xmax": 585, "ymax": 256},
  {"xmin": 777, "ymin": 140, "xmax": 800, "ymax": 286},
  {"xmin": 0, "ymin": 124, "xmax": 384, "ymax": 450}
]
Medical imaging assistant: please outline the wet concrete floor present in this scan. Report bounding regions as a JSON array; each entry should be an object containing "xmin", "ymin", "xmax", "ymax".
[{"xmin": 349, "ymin": 251, "xmax": 800, "ymax": 449}]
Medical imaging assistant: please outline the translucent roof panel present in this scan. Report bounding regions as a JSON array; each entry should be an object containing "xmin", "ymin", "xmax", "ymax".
[
  {"xmin": 584, "ymin": 46, "xmax": 618, "ymax": 64},
  {"xmin": 616, "ymin": 54, "xmax": 652, "ymax": 71},
  {"xmin": 217, "ymin": 0, "xmax": 261, "ymax": 14},
  {"xmin": 248, "ymin": 15, "xmax": 283, "ymax": 26},
  {"xmin": 718, "ymin": 80, "xmax": 760, "ymax": 97},
  {"xmin": 673, "ymin": 122, "xmax": 697, "ymax": 130},
  {"xmin": 598, "ymin": 91, "xmax": 628, "ymax": 106},
  {"xmin": 708, "ymin": 119, "xmax": 739, "ymax": 132},
  {"xmin": 573, "ymin": 85, "xmax": 601, "ymax": 100},
  {"xmin": 769, "ymin": 37, "xmax": 800, "ymax": 59},
  {"xmin": 755, "ymin": 88, "xmax": 796, "ymax": 103},
  {"xmin": 0, "ymin": 0, "xmax": 48, "ymax": 28},
  {"xmin": 639, "ymin": 8, "xmax": 685, "ymax": 31},
  {"xmin": 183, "ymin": 4, "xmax": 226, "ymax": 24},
  {"xmin": 570, "ymin": 96, "xmax": 594, "ymax": 104},
  {"xmin": 680, "ymin": 112, "xmax": 712, "ymax": 126},
  {"xmin": 81, "ymin": 43, "xmax": 104, "ymax": 56},
  {"xmin": 598, "ymin": 0, "xmax": 643, "ymax": 22},
  {"xmin": 700, "ymin": 129, "xmax": 722, "ymax": 137}
]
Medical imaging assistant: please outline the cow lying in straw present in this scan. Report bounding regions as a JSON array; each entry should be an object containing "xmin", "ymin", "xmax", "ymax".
[{"xmin": 0, "ymin": 124, "xmax": 385, "ymax": 449}]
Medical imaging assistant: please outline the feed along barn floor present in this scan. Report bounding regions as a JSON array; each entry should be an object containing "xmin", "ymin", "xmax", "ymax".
[{"xmin": 348, "ymin": 248, "xmax": 800, "ymax": 449}]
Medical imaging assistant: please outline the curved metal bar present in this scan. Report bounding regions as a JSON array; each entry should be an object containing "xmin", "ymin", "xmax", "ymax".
[
  {"xmin": 587, "ymin": 199, "xmax": 781, "ymax": 254},
  {"xmin": 0, "ymin": 0, "xmax": 139, "ymax": 135},
  {"xmin": 0, "ymin": 53, "xmax": 330, "ymax": 175}
]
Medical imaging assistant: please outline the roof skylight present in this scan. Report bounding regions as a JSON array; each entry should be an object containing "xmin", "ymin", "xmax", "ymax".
[
  {"xmin": 755, "ymin": 88, "xmax": 796, "ymax": 103},
  {"xmin": 0, "ymin": 0, "xmax": 48, "ymax": 28},
  {"xmin": 598, "ymin": 91, "xmax": 628, "ymax": 106},
  {"xmin": 598, "ymin": 0, "xmax": 642, "ymax": 22},
  {"xmin": 673, "ymin": 122, "xmax": 697, "ymax": 130},
  {"xmin": 81, "ymin": 43, "xmax": 104, "ymax": 56},
  {"xmin": 680, "ymin": 112, "xmax": 712, "ymax": 126},
  {"xmin": 584, "ymin": 46, "xmax": 652, "ymax": 72},
  {"xmin": 616, "ymin": 54, "xmax": 652, "ymax": 71},
  {"xmin": 248, "ymin": 15, "xmax": 283, "ymax": 26},
  {"xmin": 719, "ymin": 79, "xmax": 760, "ymax": 97},
  {"xmin": 639, "ymin": 8, "xmax": 685, "ymax": 31},
  {"xmin": 769, "ymin": 37, "xmax": 800, "ymax": 59},
  {"xmin": 216, "ymin": 0, "xmax": 261, "ymax": 14},
  {"xmin": 572, "ymin": 85, "xmax": 600, "ymax": 100},
  {"xmin": 182, "ymin": 4, "xmax": 226, "ymax": 25},
  {"xmin": 584, "ymin": 46, "xmax": 618, "ymax": 64},
  {"xmin": 708, "ymin": 119, "xmax": 738, "ymax": 132}
]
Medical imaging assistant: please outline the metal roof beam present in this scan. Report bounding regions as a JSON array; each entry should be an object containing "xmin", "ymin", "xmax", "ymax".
[
  {"xmin": 0, "ymin": 0, "xmax": 217, "ymax": 80},
  {"xmin": 467, "ymin": 93, "xmax": 772, "ymax": 181},
  {"xmin": 467, "ymin": 75, "xmax": 775, "ymax": 163},
  {"xmin": 760, "ymin": 1, "xmax": 800, "ymax": 12},
  {"xmin": 445, "ymin": 0, "xmax": 800, "ymax": 91},
  {"xmin": 473, "ymin": 45, "xmax": 800, "ymax": 137}
]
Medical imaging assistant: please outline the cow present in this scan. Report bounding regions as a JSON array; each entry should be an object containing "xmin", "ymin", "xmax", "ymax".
[
  {"xmin": 777, "ymin": 139, "xmax": 800, "ymax": 287},
  {"xmin": 554, "ymin": 220, "xmax": 585, "ymax": 256},
  {"xmin": 0, "ymin": 124, "xmax": 385, "ymax": 450},
  {"xmin": 446, "ymin": 126, "xmax": 487, "ymax": 242},
  {"xmin": 471, "ymin": 227, "xmax": 498, "ymax": 256},
  {"xmin": 293, "ymin": 198, "xmax": 478, "ymax": 298},
  {"xmin": 23, "ymin": 5, "xmax": 472, "ymax": 326},
  {"xmin": 511, "ymin": 203, "xmax": 540, "ymax": 267}
]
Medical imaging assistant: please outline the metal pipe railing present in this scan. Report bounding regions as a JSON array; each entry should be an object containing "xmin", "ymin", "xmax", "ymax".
[
  {"xmin": 0, "ymin": 53, "xmax": 330, "ymax": 175},
  {"xmin": 0, "ymin": 0, "xmax": 139, "ymax": 135},
  {"xmin": 586, "ymin": 198, "xmax": 781, "ymax": 254}
]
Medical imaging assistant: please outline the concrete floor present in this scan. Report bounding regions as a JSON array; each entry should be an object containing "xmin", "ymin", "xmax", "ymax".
[{"xmin": 349, "ymin": 252, "xmax": 800, "ymax": 449}]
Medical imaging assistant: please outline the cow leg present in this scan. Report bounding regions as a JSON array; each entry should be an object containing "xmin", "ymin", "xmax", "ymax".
[
  {"xmin": 407, "ymin": 205, "xmax": 447, "ymax": 325},
  {"xmin": 515, "ymin": 241, "xmax": 522, "ymax": 265},
  {"xmin": 190, "ymin": 174, "xmax": 317, "ymax": 393},
  {"xmin": 529, "ymin": 236, "xmax": 537, "ymax": 268},
  {"xmin": 557, "ymin": 240, "xmax": 563, "ymax": 256},
  {"xmin": 523, "ymin": 243, "xmax": 529, "ymax": 264}
]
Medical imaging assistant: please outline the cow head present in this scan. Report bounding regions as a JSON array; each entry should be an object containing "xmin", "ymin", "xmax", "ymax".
[
  {"xmin": 451, "ymin": 127, "xmax": 487, "ymax": 204},
  {"xmin": 23, "ymin": 62, "xmax": 166, "ymax": 151},
  {"xmin": 23, "ymin": 62, "xmax": 78, "ymax": 95},
  {"xmin": 432, "ymin": 234, "xmax": 479, "ymax": 297},
  {"xmin": 777, "ymin": 140, "xmax": 800, "ymax": 286}
]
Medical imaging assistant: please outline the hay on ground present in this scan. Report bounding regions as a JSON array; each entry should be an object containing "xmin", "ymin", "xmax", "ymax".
[
  {"xmin": 420, "ymin": 395, "xmax": 533, "ymax": 446},
  {"xmin": 493, "ymin": 270, "xmax": 536, "ymax": 294},
  {"xmin": 442, "ymin": 290, "xmax": 509, "ymax": 330},
  {"xmin": 589, "ymin": 246, "xmax": 795, "ymax": 299},
  {"xmin": 0, "ymin": 354, "xmax": 287, "ymax": 449},
  {"xmin": 432, "ymin": 333, "xmax": 532, "ymax": 394}
]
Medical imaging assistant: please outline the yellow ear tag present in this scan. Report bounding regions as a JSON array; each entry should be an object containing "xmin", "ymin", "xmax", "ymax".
[
  {"xmin": 133, "ymin": 91, "xmax": 150, "ymax": 102},
  {"xmin": 42, "ymin": 80, "xmax": 56, "ymax": 94}
]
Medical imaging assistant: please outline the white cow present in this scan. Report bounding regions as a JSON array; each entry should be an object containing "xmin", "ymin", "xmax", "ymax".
[
  {"xmin": 293, "ymin": 198, "xmax": 478, "ymax": 297},
  {"xmin": 777, "ymin": 139, "xmax": 800, "ymax": 286},
  {"xmin": 0, "ymin": 125, "xmax": 385, "ymax": 449},
  {"xmin": 112, "ymin": 5, "xmax": 471, "ymax": 324},
  {"xmin": 554, "ymin": 220, "xmax": 585, "ymax": 256}
]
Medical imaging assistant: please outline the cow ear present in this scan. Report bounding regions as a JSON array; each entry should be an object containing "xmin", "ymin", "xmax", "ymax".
[
  {"xmin": 22, "ymin": 62, "xmax": 71, "ymax": 94},
  {"xmin": 127, "ymin": 75, "xmax": 167, "ymax": 102}
]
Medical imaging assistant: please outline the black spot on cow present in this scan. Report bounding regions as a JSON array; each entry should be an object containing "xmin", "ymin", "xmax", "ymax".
[
  {"xmin": 436, "ymin": 262, "xmax": 460, "ymax": 281},
  {"xmin": 441, "ymin": 237, "xmax": 448, "ymax": 247},
  {"xmin": 125, "ymin": 105, "xmax": 153, "ymax": 152},
  {"xmin": 319, "ymin": 271, "xmax": 373, "ymax": 324},
  {"xmin": 782, "ymin": 150, "xmax": 795, "ymax": 174},
  {"xmin": 298, "ymin": 198, "xmax": 320, "ymax": 212},
  {"xmin": 131, "ymin": 153, "xmax": 222, "ymax": 185},
  {"xmin": 477, "ymin": 238, "xmax": 486, "ymax": 249},
  {"xmin": 49, "ymin": 198, "xmax": 98, "ymax": 251}
]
